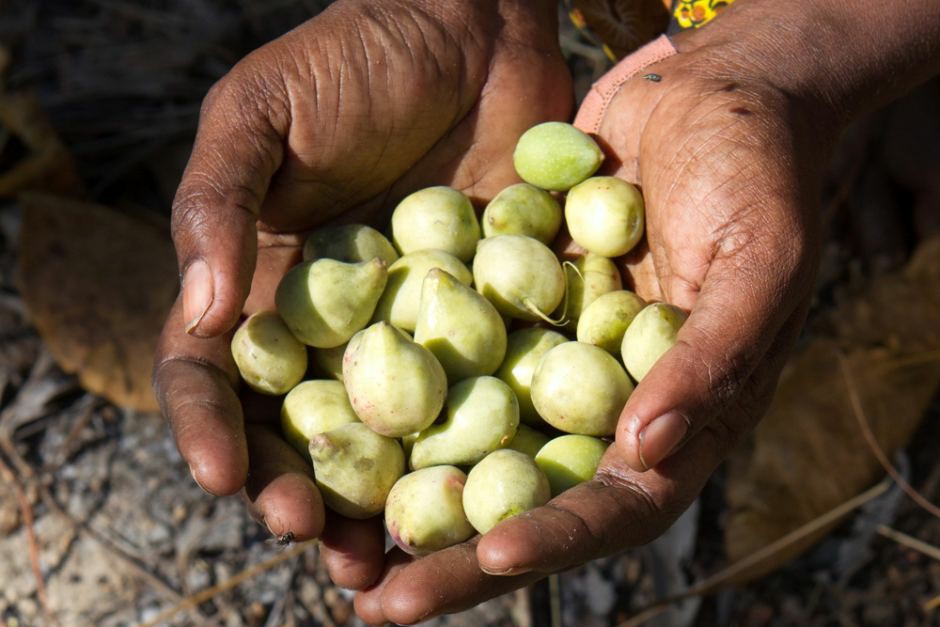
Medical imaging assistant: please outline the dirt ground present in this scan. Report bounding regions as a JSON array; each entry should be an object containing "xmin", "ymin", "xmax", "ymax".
[{"xmin": 1, "ymin": 1, "xmax": 938, "ymax": 626}]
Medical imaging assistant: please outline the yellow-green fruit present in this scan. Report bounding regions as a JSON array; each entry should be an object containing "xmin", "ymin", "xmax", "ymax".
[
  {"xmin": 482, "ymin": 183, "xmax": 562, "ymax": 244},
  {"xmin": 385, "ymin": 466, "xmax": 475, "ymax": 555},
  {"xmin": 372, "ymin": 250, "xmax": 472, "ymax": 332},
  {"xmin": 410, "ymin": 376, "xmax": 519, "ymax": 469},
  {"xmin": 414, "ymin": 269, "xmax": 507, "ymax": 382},
  {"xmin": 496, "ymin": 328, "xmax": 567, "ymax": 425},
  {"xmin": 535, "ymin": 435, "xmax": 608, "ymax": 496},
  {"xmin": 565, "ymin": 176, "xmax": 645, "ymax": 257},
  {"xmin": 507, "ymin": 424, "xmax": 552, "ymax": 458},
  {"xmin": 342, "ymin": 322, "xmax": 447, "ymax": 438},
  {"xmin": 557, "ymin": 252, "xmax": 622, "ymax": 330},
  {"xmin": 401, "ymin": 432, "xmax": 419, "ymax": 457},
  {"xmin": 462, "ymin": 449, "xmax": 551, "ymax": 534},
  {"xmin": 473, "ymin": 235, "xmax": 565, "ymax": 321},
  {"xmin": 531, "ymin": 342, "xmax": 633, "ymax": 436},
  {"xmin": 309, "ymin": 423, "xmax": 404, "ymax": 519},
  {"xmin": 513, "ymin": 122, "xmax": 603, "ymax": 191},
  {"xmin": 577, "ymin": 290, "xmax": 646, "ymax": 354},
  {"xmin": 621, "ymin": 303, "xmax": 688, "ymax": 381},
  {"xmin": 390, "ymin": 186, "xmax": 481, "ymax": 262},
  {"xmin": 231, "ymin": 311, "xmax": 307, "ymax": 395},
  {"xmin": 276, "ymin": 257, "xmax": 387, "ymax": 348},
  {"xmin": 302, "ymin": 223, "xmax": 399, "ymax": 265},
  {"xmin": 310, "ymin": 343, "xmax": 346, "ymax": 381},
  {"xmin": 281, "ymin": 380, "xmax": 359, "ymax": 457}
]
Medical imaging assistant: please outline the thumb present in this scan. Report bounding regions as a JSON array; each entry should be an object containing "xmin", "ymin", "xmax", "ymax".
[
  {"xmin": 172, "ymin": 70, "xmax": 288, "ymax": 337},
  {"xmin": 616, "ymin": 231, "xmax": 814, "ymax": 471}
]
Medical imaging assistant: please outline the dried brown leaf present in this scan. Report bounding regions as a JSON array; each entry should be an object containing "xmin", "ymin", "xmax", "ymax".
[
  {"xmin": 572, "ymin": 0, "xmax": 671, "ymax": 58},
  {"xmin": 0, "ymin": 91, "xmax": 84, "ymax": 197},
  {"xmin": 724, "ymin": 235, "xmax": 940, "ymax": 581},
  {"xmin": 16, "ymin": 193, "xmax": 177, "ymax": 411}
]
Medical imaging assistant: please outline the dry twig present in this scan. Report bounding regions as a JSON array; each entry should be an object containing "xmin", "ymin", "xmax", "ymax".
[
  {"xmin": 141, "ymin": 540, "xmax": 317, "ymax": 627},
  {"xmin": 876, "ymin": 525, "xmax": 940, "ymax": 562}
]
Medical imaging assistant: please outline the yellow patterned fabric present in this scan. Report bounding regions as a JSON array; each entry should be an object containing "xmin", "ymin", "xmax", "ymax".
[{"xmin": 673, "ymin": 0, "xmax": 736, "ymax": 29}]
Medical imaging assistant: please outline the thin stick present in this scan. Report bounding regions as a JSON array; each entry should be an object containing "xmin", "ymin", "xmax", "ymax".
[
  {"xmin": 925, "ymin": 594, "xmax": 940, "ymax": 612},
  {"xmin": 141, "ymin": 540, "xmax": 317, "ymax": 627},
  {"xmin": 838, "ymin": 352, "xmax": 940, "ymax": 518},
  {"xmin": 876, "ymin": 525, "xmax": 940, "ymax": 562},
  {"xmin": 619, "ymin": 480, "xmax": 891, "ymax": 627},
  {"xmin": 0, "ymin": 455, "xmax": 58, "ymax": 627}
]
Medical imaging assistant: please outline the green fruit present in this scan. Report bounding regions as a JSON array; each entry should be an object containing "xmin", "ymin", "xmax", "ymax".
[
  {"xmin": 473, "ymin": 235, "xmax": 565, "ymax": 321},
  {"xmin": 557, "ymin": 252, "xmax": 622, "ymax": 330},
  {"xmin": 482, "ymin": 183, "xmax": 562, "ymax": 244},
  {"xmin": 372, "ymin": 250, "xmax": 472, "ymax": 332},
  {"xmin": 531, "ymin": 342, "xmax": 633, "ymax": 436},
  {"xmin": 390, "ymin": 186, "xmax": 480, "ymax": 262},
  {"xmin": 342, "ymin": 322, "xmax": 447, "ymax": 437},
  {"xmin": 513, "ymin": 122, "xmax": 603, "ymax": 191},
  {"xmin": 309, "ymin": 423, "xmax": 404, "ymax": 519},
  {"xmin": 410, "ymin": 376, "xmax": 519, "ymax": 469},
  {"xmin": 280, "ymin": 380, "xmax": 359, "ymax": 457},
  {"xmin": 621, "ymin": 303, "xmax": 687, "ymax": 381},
  {"xmin": 576, "ymin": 290, "xmax": 646, "ymax": 354},
  {"xmin": 565, "ymin": 176, "xmax": 645, "ymax": 257},
  {"xmin": 496, "ymin": 328, "xmax": 567, "ymax": 425},
  {"xmin": 276, "ymin": 257, "xmax": 387, "ymax": 348},
  {"xmin": 310, "ymin": 343, "xmax": 346, "ymax": 381},
  {"xmin": 462, "ymin": 449, "xmax": 551, "ymax": 534},
  {"xmin": 385, "ymin": 466, "xmax": 475, "ymax": 555},
  {"xmin": 506, "ymin": 424, "xmax": 551, "ymax": 458},
  {"xmin": 302, "ymin": 223, "xmax": 399, "ymax": 265},
  {"xmin": 230, "ymin": 311, "xmax": 307, "ymax": 395},
  {"xmin": 414, "ymin": 269, "xmax": 507, "ymax": 381},
  {"xmin": 535, "ymin": 435, "xmax": 608, "ymax": 496}
]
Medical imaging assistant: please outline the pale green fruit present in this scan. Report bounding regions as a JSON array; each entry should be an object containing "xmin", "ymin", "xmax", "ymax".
[
  {"xmin": 507, "ymin": 424, "xmax": 551, "ymax": 458},
  {"xmin": 310, "ymin": 343, "xmax": 346, "ymax": 381},
  {"xmin": 385, "ymin": 466, "xmax": 474, "ymax": 555},
  {"xmin": 621, "ymin": 303, "xmax": 688, "ymax": 381},
  {"xmin": 342, "ymin": 322, "xmax": 447, "ymax": 437},
  {"xmin": 414, "ymin": 269, "xmax": 507, "ymax": 381},
  {"xmin": 401, "ymin": 432, "xmax": 419, "ymax": 457},
  {"xmin": 462, "ymin": 449, "xmax": 550, "ymax": 534},
  {"xmin": 557, "ymin": 252, "xmax": 622, "ymax": 330},
  {"xmin": 531, "ymin": 342, "xmax": 633, "ymax": 436},
  {"xmin": 513, "ymin": 122, "xmax": 603, "ymax": 191},
  {"xmin": 390, "ymin": 187, "xmax": 481, "ymax": 262},
  {"xmin": 231, "ymin": 311, "xmax": 307, "ymax": 395},
  {"xmin": 473, "ymin": 235, "xmax": 565, "ymax": 321},
  {"xmin": 496, "ymin": 328, "xmax": 567, "ymax": 425},
  {"xmin": 276, "ymin": 258, "xmax": 387, "ymax": 348},
  {"xmin": 302, "ymin": 223, "xmax": 399, "ymax": 265},
  {"xmin": 577, "ymin": 290, "xmax": 646, "ymax": 354},
  {"xmin": 372, "ymin": 250, "xmax": 472, "ymax": 332},
  {"xmin": 410, "ymin": 376, "xmax": 519, "ymax": 469},
  {"xmin": 482, "ymin": 183, "xmax": 562, "ymax": 244},
  {"xmin": 309, "ymin": 423, "xmax": 404, "ymax": 519},
  {"xmin": 565, "ymin": 176, "xmax": 645, "ymax": 257},
  {"xmin": 535, "ymin": 435, "xmax": 608, "ymax": 496},
  {"xmin": 281, "ymin": 380, "xmax": 359, "ymax": 457}
]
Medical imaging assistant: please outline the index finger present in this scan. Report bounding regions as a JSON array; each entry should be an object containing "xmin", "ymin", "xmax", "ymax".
[{"xmin": 153, "ymin": 297, "xmax": 248, "ymax": 495}]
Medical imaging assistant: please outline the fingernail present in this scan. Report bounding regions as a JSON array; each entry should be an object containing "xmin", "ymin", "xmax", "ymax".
[
  {"xmin": 638, "ymin": 411, "xmax": 688, "ymax": 470},
  {"xmin": 182, "ymin": 259, "xmax": 213, "ymax": 334},
  {"xmin": 480, "ymin": 565, "xmax": 531, "ymax": 577},
  {"xmin": 189, "ymin": 464, "xmax": 212, "ymax": 495}
]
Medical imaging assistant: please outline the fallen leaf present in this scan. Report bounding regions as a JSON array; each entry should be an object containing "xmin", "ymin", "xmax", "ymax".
[
  {"xmin": 572, "ymin": 0, "xmax": 671, "ymax": 59},
  {"xmin": 16, "ymin": 193, "xmax": 177, "ymax": 411},
  {"xmin": 0, "ymin": 91, "xmax": 84, "ymax": 197},
  {"xmin": 724, "ymin": 235, "xmax": 940, "ymax": 581}
]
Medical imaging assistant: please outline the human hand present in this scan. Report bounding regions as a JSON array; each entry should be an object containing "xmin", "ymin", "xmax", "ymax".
[
  {"xmin": 152, "ymin": 0, "xmax": 571, "ymax": 590},
  {"xmin": 352, "ymin": 7, "xmax": 838, "ymax": 624}
]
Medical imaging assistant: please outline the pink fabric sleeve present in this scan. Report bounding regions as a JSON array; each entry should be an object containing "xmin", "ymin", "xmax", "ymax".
[{"xmin": 573, "ymin": 35, "xmax": 678, "ymax": 134}]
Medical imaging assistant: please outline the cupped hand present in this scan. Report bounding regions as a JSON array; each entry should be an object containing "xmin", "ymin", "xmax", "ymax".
[
  {"xmin": 152, "ymin": 0, "xmax": 571, "ymax": 591},
  {"xmin": 354, "ymin": 10, "xmax": 835, "ymax": 624}
]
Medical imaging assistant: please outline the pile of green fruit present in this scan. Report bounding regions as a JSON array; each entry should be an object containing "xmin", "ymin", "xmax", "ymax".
[{"xmin": 231, "ymin": 122, "xmax": 686, "ymax": 555}]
